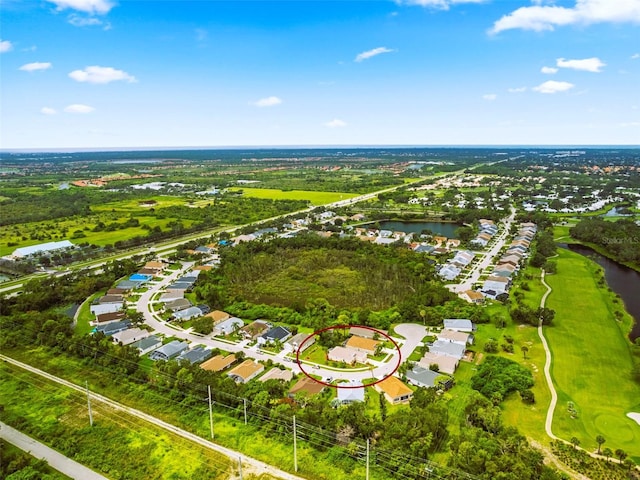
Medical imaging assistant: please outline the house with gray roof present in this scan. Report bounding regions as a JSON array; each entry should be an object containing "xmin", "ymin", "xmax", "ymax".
[
  {"xmin": 112, "ymin": 327, "xmax": 150, "ymax": 346},
  {"xmin": 406, "ymin": 366, "xmax": 444, "ymax": 389},
  {"xmin": 429, "ymin": 340, "xmax": 466, "ymax": 360},
  {"xmin": 165, "ymin": 298, "xmax": 192, "ymax": 312},
  {"xmin": 173, "ymin": 306, "xmax": 203, "ymax": 322},
  {"xmin": 149, "ymin": 341, "xmax": 189, "ymax": 361},
  {"xmin": 285, "ymin": 332, "xmax": 315, "ymax": 353},
  {"xmin": 177, "ymin": 346, "xmax": 211, "ymax": 365},
  {"xmin": 93, "ymin": 320, "xmax": 131, "ymax": 337},
  {"xmin": 132, "ymin": 335, "xmax": 162, "ymax": 355},
  {"xmin": 90, "ymin": 303, "xmax": 124, "ymax": 316},
  {"xmin": 258, "ymin": 326, "xmax": 291, "ymax": 345}
]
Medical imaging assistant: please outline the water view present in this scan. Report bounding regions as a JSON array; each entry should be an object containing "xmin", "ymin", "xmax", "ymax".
[
  {"xmin": 377, "ymin": 221, "xmax": 460, "ymax": 239},
  {"xmin": 563, "ymin": 243, "xmax": 640, "ymax": 342}
]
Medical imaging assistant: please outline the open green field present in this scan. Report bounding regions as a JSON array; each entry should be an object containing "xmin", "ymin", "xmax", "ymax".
[
  {"xmin": 227, "ymin": 187, "xmax": 358, "ymax": 205},
  {"xmin": 544, "ymin": 248, "xmax": 640, "ymax": 460},
  {"xmin": 0, "ymin": 215, "xmax": 196, "ymax": 256}
]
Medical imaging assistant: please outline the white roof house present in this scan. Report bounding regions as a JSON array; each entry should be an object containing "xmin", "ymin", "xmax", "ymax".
[
  {"xmin": 336, "ymin": 380, "xmax": 365, "ymax": 404},
  {"xmin": 429, "ymin": 340, "xmax": 466, "ymax": 360},
  {"xmin": 112, "ymin": 328, "xmax": 150, "ymax": 346},
  {"xmin": 327, "ymin": 346, "xmax": 367, "ymax": 365},
  {"xmin": 90, "ymin": 303, "xmax": 124, "ymax": 316},
  {"xmin": 443, "ymin": 319, "xmax": 475, "ymax": 332},
  {"xmin": 215, "ymin": 317, "xmax": 244, "ymax": 335},
  {"xmin": 11, "ymin": 240, "xmax": 74, "ymax": 258}
]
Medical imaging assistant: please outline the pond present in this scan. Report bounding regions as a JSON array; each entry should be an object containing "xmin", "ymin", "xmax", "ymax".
[
  {"xmin": 561, "ymin": 243, "xmax": 640, "ymax": 342},
  {"xmin": 376, "ymin": 221, "xmax": 461, "ymax": 238}
]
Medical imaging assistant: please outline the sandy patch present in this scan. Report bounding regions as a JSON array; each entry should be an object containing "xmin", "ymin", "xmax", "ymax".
[{"xmin": 627, "ymin": 412, "xmax": 640, "ymax": 426}]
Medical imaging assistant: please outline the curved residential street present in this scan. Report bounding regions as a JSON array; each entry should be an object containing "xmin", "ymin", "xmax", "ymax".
[
  {"xmin": 136, "ymin": 264, "xmax": 427, "ymax": 384},
  {"xmin": 0, "ymin": 421, "xmax": 109, "ymax": 480}
]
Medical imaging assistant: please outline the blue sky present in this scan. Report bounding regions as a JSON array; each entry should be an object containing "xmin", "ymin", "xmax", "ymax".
[{"xmin": 1, "ymin": 0, "xmax": 639, "ymax": 149}]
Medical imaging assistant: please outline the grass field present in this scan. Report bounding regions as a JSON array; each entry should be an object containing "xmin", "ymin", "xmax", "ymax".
[
  {"xmin": 544, "ymin": 249, "xmax": 640, "ymax": 460},
  {"xmin": 227, "ymin": 187, "xmax": 358, "ymax": 205}
]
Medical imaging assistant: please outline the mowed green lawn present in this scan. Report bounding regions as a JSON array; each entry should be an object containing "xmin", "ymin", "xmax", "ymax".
[
  {"xmin": 544, "ymin": 248, "xmax": 640, "ymax": 458},
  {"xmin": 227, "ymin": 187, "xmax": 358, "ymax": 205}
]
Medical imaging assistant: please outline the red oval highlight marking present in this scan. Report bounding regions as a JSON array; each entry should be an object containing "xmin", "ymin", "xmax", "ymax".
[{"xmin": 295, "ymin": 325, "xmax": 401, "ymax": 389}]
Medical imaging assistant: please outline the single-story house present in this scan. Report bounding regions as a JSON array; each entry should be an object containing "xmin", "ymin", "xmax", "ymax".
[
  {"xmin": 132, "ymin": 335, "xmax": 162, "ymax": 355},
  {"xmin": 460, "ymin": 290, "xmax": 484, "ymax": 304},
  {"xmin": 166, "ymin": 282, "xmax": 193, "ymax": 292},
  {"xmin": 241, "ymin": 320, "xmax": 270, "ymax": 340},
  {"xmin": 177, "ymin": 346, "xmax": 211, "ymax": 365},
  {"xmin": 418, "ymin": 352, "xmax": 459, "ymax": 375},
  {"xmin": 375, "ymin": 237, "xmax": 396, "ymax": 245},
  {"xmin": 413, "ymin": 244, "xmax": 435, "ymax": 254},
  {"xmin": 149, "ymin": 340, "xmax": 189, "ymax": 361},
  {"xmin": 143, "ymin": 261, "xmax": 165, "ymax": 273},
  {"xmin": 482, "ymin": 279, "xmax": 508, "ymax": 295},
  {"xmin": 439, "ymin": 264, "xmax": 461, "ymax": 281},
  {"xmin": 258, "ymin": 326, "xmax": 292, "ymax": 345},
  {"xmin": 172, "ymin": 306, "xmax": 203, "ymax": 322},
  {"xmin": 327, "ymin": 346, "xmax": 367, "ymax": 365},
  {"xmin": 165, "ymin": 298, "xmax": 192, "ymax": 312},
  {"xmin": 137, "ymin": 268, "xmax": 158, "ymax": 276},
  {"xmin": 336, "ymin": 380, "xmax": 365, "ymax": 404},
  {"xmin": 259, "ymin": 368, "xmax": 294, "ymax": 383},
  {"xmin": 285, "ymin": 333, "xmax": 315, "ymax": 353},
  {"xmin": 374, "ymin": 376, "xmax": 413, "ymax": 405},
  {"xmin": 200, "ymin": 354, "xmax": 236, "ymax": 372},
  {"xmin": 107, "ymin": 288, "xmax": 128, "ymax": 296},
  {"xmin": 206, "ymin": 310, "xmax": 231, "ymax": 325},
  {"xmin": 159, "ymin": 291, "xmax": 184, "ymax": 303},
  {"xmin": 438, "ymin": 328, "xmax": 473, "ymax": 346},
  {"xmin": 93, "ymin": 320, "xmax": 131, "ymax": 337},
  {"xmin": 349, "ymin": 326, "xmax": 384, "ymax": 339},
  {"xmin": 94, "ymin": 311, "xmax": 126, "ymax": 324},
  {"xmin": 90, "ymin": 303, "xmax": 123, "ymax": 316},
  {"xmin": 115, "ymin": 280, "xmax": 141, "ymax": 291},
  {"xmin": 288, "ymin": 376, "xmax": 325, "ymax": 397},
  {"xmin": 345, "ymin": 336, "xmax": 380, "ymax": 355},
  {"xmin": 406, "ymin": 366, "xmax": 448, "ymax": 389},
  {"xmin": 443, "ymin": 319, "xmax": 475, "ymax": 332},
  {"xmin": 112, "ymin": 327, "xmax": 150, "ymax": 346},
  {"xmin": 227, "ymin": 360, "xmax": 264, "ymax": 383},
  {"xmin": 98, "ymin": 295, "xmax": 124, "ymax": 305},
  {"xmin": 429, "ymin": 340, "xmax": 466, "ymax": 360},
  {"xmin": 215, "ymin": 317, "xmax": 244, "ymax": 335}
]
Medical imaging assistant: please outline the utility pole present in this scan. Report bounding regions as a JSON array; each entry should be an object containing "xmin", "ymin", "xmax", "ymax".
[
  {"xmin": 366, "ymin": 438, "xmax": 370, "ymax": 480},
  {"xmin": 293, "ymin": 415, "xmax": 298, "ymax": 472},
  {"xmin": 208, "ymin": 385, "xmax": 214, "ymax": 439},
  {"xmin": 243, "ymin": 398, "xmax": 247, "ymax": 425},
  {"xmin": 85, "ymin": 381, "xmax": 93, "ymax": 427},
  {"xmin": 238, "ymin": 456, "xmax": 243, "ymax": 480}
]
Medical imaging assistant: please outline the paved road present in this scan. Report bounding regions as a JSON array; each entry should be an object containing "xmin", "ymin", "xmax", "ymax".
[
  {"xmin": 451, "ymin": 206, "xmax": 517, "ymax": 293},
  {"xmin": 0, "ymin": 421, "xmax": 109, "ymax": 480},
  {"xmin": 1, "ymin": 355, "xmax": 303, "ymax": 480}
]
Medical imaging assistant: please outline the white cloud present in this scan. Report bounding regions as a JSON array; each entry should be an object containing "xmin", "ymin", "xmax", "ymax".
[
  {"xmin": 41, "ymin": 107, "xmax": 57, "ymax": 115},
  {"xmin": 252, "ymin": 96, "xmax": 282, "ymax": 107},
  {"xmin": 397, "ymin": 0, "xmax": 485, "ymax": 10},
  {"xmin": 68, "ymin": 14, "xmax": 104, "ymax": 27},
  {"xmin": 482, "ymin": 94, "xmax": 497, "ymax": 101},
  {"xmin": 490, "ymin": 0, "xmax": 640, "ymax": 34},
  {"xmin": 64, "ymin": 104, "xmax": 95, "ymax": 113},
  {"xmin": 69, "ymin": 66, "xmax": 137, "ymax": 84},
  {"xmin": 533, "ymin": 80, "xmax": 575, "ymax": 93},
  {"xmin": 619, "ymin": 121, "xmax": 640, "ymax": 127},
  {"xmin": 508, "ymin": 87, "xmax": 527, "ymax": 93},
  {"xmin": 354, "ymin": 47, "xmax": 395, "ymax": 62},
  {"xmin": 541, "ymin": 66, "xmax": 558, "ymax": 74},
  {"xmin": 556, "ymin": 57, "xmax": 605, "ymax": 72},
  {"xmin": 47, "ymin": 0, "xmax": 114, "ymax": 15},
  {"xmin": 0, "ymin": 39, "xmax": 13, "ymax": 53},
  {"xmin": 632, "ymin": 53, "xmax": 640, "ymax": 59},
  {"xmin": 324, "ymin": 119, "xmax": 347, "ymax": 128},
  {"xmin": 19, "ymin": 62, "xmax": 52, "ymax": 72}
]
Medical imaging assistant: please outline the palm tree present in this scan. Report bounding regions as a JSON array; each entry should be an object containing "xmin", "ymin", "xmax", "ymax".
[
  {"xmin": 521, "ymin": 345, "xmax": 529, "ymax": 360},
  {"xmin": 570, "ymin": 437, "xmax": 580, "ymax": 450},
  {"xmin": 595, "ymin": 435, "xmax": 605, "ymax": 454},
  {"xmin": 623, "ymin": 458, "xmax": 635, "ymax": 471},
  {"xmin": 615, "ymin": 448, "xmax": 627, "ymax": 463},
  {"xmin": 602, "ymin": 447, "xmax": 613, "ymax": 462}
]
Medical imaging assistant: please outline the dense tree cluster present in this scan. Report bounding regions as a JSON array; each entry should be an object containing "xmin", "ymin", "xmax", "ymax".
[
  {"xmin": 470, "ymin": 356, "xmax": 534, "ymax": 403},
  {"xmin": 570, "ymin": 218, "xmax": 640, "ymax": 266}
]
